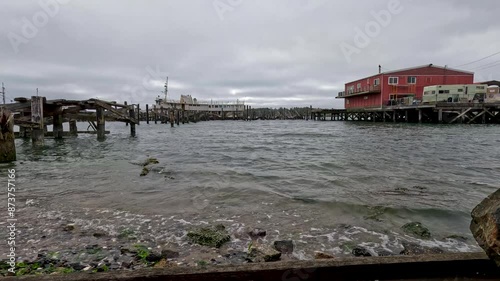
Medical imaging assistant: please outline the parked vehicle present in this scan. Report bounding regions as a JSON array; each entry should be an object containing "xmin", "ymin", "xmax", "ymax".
[{"xmin": 422, "ymin": 84, "xmax": 487, "ymax": 104}]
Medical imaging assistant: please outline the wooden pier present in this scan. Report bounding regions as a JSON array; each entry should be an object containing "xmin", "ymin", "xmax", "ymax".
[
  {"xmin": 312, "ymin": 102, "xmax": 500, "ymax": 124},
  {"xmin": 3, "ymin": 97, "xmax": 139, "ymax": 144}
]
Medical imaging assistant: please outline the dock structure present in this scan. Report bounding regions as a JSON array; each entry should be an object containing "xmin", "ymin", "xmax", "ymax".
[
  {"xmin": 3, "ymin": 97, "xmax": 139, "ymax": 143},
  {"xmin": 312, "ymin": 102, "xmax": 500, "ymax": 124}
]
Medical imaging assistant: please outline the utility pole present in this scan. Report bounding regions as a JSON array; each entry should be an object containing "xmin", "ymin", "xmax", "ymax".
[{"xmin": 1, "ymin": 83, "xmax": 5, "ymax": 104}]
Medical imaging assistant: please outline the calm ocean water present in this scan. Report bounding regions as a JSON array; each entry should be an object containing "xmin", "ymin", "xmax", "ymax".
[{"xmin": 1, "ymin": 120, "xmax": 499, "ymax": 260}]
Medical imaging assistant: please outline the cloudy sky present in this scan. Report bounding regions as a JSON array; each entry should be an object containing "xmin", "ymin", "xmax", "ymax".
[{"xmin": 1, "ymin": 0, "xmax": 499, "ymax": 108}]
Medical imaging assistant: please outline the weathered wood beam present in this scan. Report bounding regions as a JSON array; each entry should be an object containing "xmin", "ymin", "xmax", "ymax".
[
  {"xmin": 0, "ymin": 108, "xmax": 16, "ymax": 162},
  {"xmin": 96, "ymin": 107, "xmax": 105, "ymax": 140},
  {"xmin": 468, "ymin": 110, "xmax": 486, "ymax": 124},
  {"xmin": 31, "ymin": 96, "xmax": 44, "ymax": 145},
  {"xmin": 448, "ymin": 108, "xmax": 472, "ymax": 124}
]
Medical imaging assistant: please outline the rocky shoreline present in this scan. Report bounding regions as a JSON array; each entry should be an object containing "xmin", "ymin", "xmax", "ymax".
[{"xmin": 1, "ymin": 220, "xmax": 462, "ymax": 277}]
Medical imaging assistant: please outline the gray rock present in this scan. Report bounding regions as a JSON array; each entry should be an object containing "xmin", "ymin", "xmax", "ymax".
[
  {"xmin": 471, "ymin": 188, "xmax": 500, "ymax": 266},
  {"xmin": 161, "ymin": 249, "xmax": 179, "ymax": 259},
  {"xmin": 400, "ymin": 242, "xmax": 444, "ymax": 256},
  {"xmin": 248, "ymin": 243, "xmax": 281, "ymax": 262},
  {"xmin": 401, "ymin": 222, "xmax": 431, "ymax": 239},
  {"xmin": 273, "ymin": 240, "xmax": 294, "ymax": 254},
  {"xmin": 352, "ymin": 246, "xmax": 372, "ymax": 257}
]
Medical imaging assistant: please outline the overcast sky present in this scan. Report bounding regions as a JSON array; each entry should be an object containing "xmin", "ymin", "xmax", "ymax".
[{"xmin": 1, "ymin": 0, "xmax": 499, "ymax": 108}]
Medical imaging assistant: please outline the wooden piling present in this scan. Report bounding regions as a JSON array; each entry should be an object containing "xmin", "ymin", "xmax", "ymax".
[
  {"xmin": 129, "ymin": 105, "xmax": 136, "ymax": 137},
  {"xmin": 170, "ymin": 110, "xmax": 174, "ymax": 127},
  {"xmin": 176, "ymin": 110, "xmax": 180, "ymax": 126},
  {"xmin": 0, "ymin": 108, "xmax": 16, "ymax": 162},
  {"xmin": 53, "ymin": 108, "xmax": 64, "ymax": 139},
  {"xmin": 124, "ymin": 101, "xmax": 129, "ymax": 126},
  {"xmin": 418, "ymin": 110, "xmax": 422, "ymax": 123},
  {"xmin": 96, "ymin": 107, "xmax": 106, "ymax": 140},
  {"xmin": 438, "ymin": 109, "xmax": 443, "ymax": 123},
  {"xmin": 31, "ymin": 96, "xmax": 44, "ymax": 145},
  {"xmin": 136, "ymin": 104, "xmax": 140, "ymax": 125},
  {"xmin": 146, "ymin": 104, "xmax": 149, "ymax": 124},
  {"xmin": 69, "ymin": 120, "xmax": 78, "ymax": 136}
]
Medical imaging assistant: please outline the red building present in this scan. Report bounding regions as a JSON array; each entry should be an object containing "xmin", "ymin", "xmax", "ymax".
[{"xmin": 337, "ymin": 64, "xmax": 474, "ymax": 109}]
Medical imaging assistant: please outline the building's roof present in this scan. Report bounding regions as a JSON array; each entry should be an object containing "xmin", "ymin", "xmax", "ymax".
[
  {"xmin": 346, "ymin": 64, "xmax": 474, "ymax": 85},
  {"xmin": 478, "ymin": 80, "xmax": 500, "ymax": 87},
  {"xmin": 382, "ymin": 64, "xmax": 474, "ymax": 75}
]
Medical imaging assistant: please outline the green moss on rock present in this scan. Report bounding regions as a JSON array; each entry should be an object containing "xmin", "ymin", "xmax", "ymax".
[
  {"xmin": 402, "ymin": 222, "xmax": 431, "ymax": 239},
  {"xmin": 187, "ymin": 226, "xmax": 230, "ymax": 248}
]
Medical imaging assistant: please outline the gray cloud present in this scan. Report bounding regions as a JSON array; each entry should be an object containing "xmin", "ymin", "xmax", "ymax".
[{"xmin": 1, "ymin": 0, "xmax": 499, "ymax": 108}]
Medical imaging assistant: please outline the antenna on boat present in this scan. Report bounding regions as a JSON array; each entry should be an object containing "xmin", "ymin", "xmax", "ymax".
[
  {"xmin": 1, "ymin": 83, "xmax": 5, "ymax": 104},
  {"xmin": 164, "ymin": 77, "xmax": 168, "ymax": 101}
]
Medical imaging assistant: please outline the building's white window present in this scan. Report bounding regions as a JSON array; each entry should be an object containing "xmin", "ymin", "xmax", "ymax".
[
  {"xmin": 373, "ymin": 78, "xmax": 380, "ymax": 86},
  {"xmin": 348, "ymin": 86, "xmax": 354, "ymax": 94},
  {"xmin": 389, "ymin": 77, "xmax": 399, "ymax": 85},
  {"xmin": 357, "ymin": 83, "xmax": 361, "ymax": 91},
  {"xmin": 407, "ymin": 76, "xmax": 417, "ymax": 84}
]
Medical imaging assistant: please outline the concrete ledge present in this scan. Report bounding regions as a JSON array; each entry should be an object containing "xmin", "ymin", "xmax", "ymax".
[{"xmin": 6, "ymin": 253, "xmax": 499, "ymax": 281}]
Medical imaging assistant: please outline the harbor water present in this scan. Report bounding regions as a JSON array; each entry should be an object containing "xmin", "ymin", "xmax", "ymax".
[{"xmin": 1, "ymin": 120, "xmax": 499, "ymax": 265}]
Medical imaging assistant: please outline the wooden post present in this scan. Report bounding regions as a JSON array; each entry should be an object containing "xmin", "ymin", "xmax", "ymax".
[
  {"xmin": 182, "ymin": 109, "xmax": 185, "ymax": 125},
  {"xmin": 392, "ymin": 110, "xmax": 396, "ymax": 123},
  {"xmin": 146, "ymin": 104, "xmax": 149, "ymax": 124},
  {"xmin": 31, "ymin": 96, "xmax": 44, "ymax": 145},
  {"xmin": 383, "ymin": 111, "xmax": 386, "ymax": 122},
  {"xmin": 96, "ymin": 106, "xmax": 105, "ymax": 140},
  {"xmin": 53, "ymin": 108, "xmax": 63, "ymax": 139},
  {"xmin": 136, "ymin": 104, "xmax": 140, "ymax": 125},
  {"xmin": 124, "ymin": 101, "xmax": 129, "ymax": 126},
  {"xmin": 222, "ymin": 107, "xmax": 224, "ymax": 120},
  {"xmin": 69, "ymin": 120, "xmax": 78, "ymax": 136},
  {"xmin": 170, "ymin": 110, "xmax": 174, "ymax": 127},
  {"xmin": 438, "ymin": 109, "xmax": 443, "ymax": 123},
  {"xmin": 129, "ymin": 105, "xmax": 136, "ymax": 136},
  {"xmin": 405, "ymin": 110, "xmax": 409, "ymax": 123},
  {"xmin": 0, "ymin": 108, "xmax": 16, "ymax": 162},
  {"xmin": 176, "ymin": 110, "xmax": 180, "ymax": 126},
  {"xmin": 482, "ymin": 110, "xmax": 486, "ymax": 124},
  {"xmin": 418, "ymin": 110, "xmax": 422, "ymax": 123}
]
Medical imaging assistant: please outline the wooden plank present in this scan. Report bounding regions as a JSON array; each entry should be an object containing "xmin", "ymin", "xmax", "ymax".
[{"xmin": 94, "ymin": 100, "xmax": 137, "ymax": 124}]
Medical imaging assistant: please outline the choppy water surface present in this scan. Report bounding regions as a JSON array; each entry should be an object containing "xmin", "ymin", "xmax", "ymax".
[{"xmin": 1, "ymin": 121, "xmax": 499, "ymax": 264}]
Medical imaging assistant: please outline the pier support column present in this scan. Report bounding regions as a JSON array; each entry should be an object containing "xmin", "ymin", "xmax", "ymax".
[
  {"xmin": 383, "ymin": 111, "xmax": 386, "ymax": 122},
  {"xmin": 0, "ymin": 108, "xmax": 16, "ymax": 163},
  {"xmin": 222, "ymin": 108, "xmax": 224, "ymax": 120},
  {"xmin": 405, "ymin": 110, "xmax": 409, "ymax": 123},
  {"xmin": 124, "ymin": 101, "xmax": 129, "ymax": 126},
  {"xmin": 136, "ymin": 104, "xmax": 140, "ymax": 125},
  {"xmin": 129, "ymin": 105, "xmax": 136, "ymax": 137},
  {"xmin": 31, "ymin": 96, "xmax": 44, "ymax": 146},
  {"xmin": 53, "ymin": 108, "xmax": 64, "ymax": 139},
  {"xmin": 170, "ymin": 110, "xmax": 174, "ymax": 127},
  {"xmin": 176, "ymin": 110, "xmax": 180, "ymax": 126},
  {"xmin": 438, "ymin": 109, "xmax": 443, "ymax": 123},
  {"xmin": 69, "ymin": 120, "xmax": 78, "ymax": 136},
  {"xmin": 96, "ymin": 107, "xmax": 105, "ymax": 141},
  {"xmin": 146, "ymin": 104, "xmax": 149, "ymax": 124},
  {"xmin": 418, "ymin": 110, "xmax": 422, "ymax": 124},
  {"xmin": 392, "ymin": 110, "xmax": 396, "ymax": 123}
]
